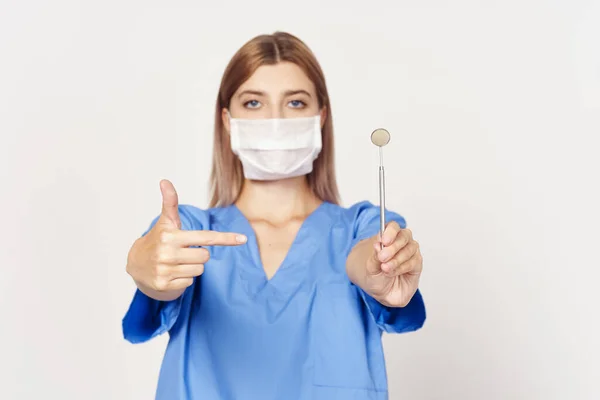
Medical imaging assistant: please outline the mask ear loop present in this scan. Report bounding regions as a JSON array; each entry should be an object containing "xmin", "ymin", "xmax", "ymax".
[{"xmin": 313, "ymin": 114, "xmax": 323, "ymax": 156}]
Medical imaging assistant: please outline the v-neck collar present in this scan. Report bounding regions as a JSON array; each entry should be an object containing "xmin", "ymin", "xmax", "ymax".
[{"xmin": 224, "ymin": 201, "xmax": 334, "ymax": 296}]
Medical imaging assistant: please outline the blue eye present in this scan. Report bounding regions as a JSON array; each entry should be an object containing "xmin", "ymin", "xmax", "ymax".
[
  {"xmin": 289, "ymin": 100, "xmax": 306, "ymax": 108},
  {"xmin": 244, "ymin": 100, "xmax": 261, "ymax": 109}
]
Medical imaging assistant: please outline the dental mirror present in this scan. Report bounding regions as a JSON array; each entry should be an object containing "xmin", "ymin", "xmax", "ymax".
[
  {"xmin": 371, "ymin": 128, "xmax": 391, "ymax": 147},
  {"xmin": 370, "ymin": 128, "xmax": 391, "ymax": 248}
]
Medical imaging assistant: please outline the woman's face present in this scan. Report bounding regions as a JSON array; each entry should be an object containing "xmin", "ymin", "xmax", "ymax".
[{"xmin": 224, "ymin": 62, "xmax": 324, "ymax": 122}]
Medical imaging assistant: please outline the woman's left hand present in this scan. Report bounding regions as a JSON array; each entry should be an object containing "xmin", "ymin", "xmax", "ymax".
[{"xmin": 358, "ymin": 221, "xmax": 423, "ymax": 307}]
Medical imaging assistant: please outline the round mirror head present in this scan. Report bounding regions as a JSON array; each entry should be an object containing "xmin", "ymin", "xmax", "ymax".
[{"xmin": 370, "ymin": 128, "xmax": 391, "ymax": 147}]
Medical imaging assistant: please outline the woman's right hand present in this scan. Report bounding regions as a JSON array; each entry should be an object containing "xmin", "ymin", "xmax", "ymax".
[{"xmin": 126, "ymin": 179, "xmax": 248, "ymax": 302}]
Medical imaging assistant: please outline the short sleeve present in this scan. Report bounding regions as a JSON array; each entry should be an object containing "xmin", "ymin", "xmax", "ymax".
[
  {"xmin": 122, "ymin": 206, "xmax": 200, "ymax": 344},
  {"xmin": 349, "ymin": 201, "xmax": 426, "ymax": 334}
]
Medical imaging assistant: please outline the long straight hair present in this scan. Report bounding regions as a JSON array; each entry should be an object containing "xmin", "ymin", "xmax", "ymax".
[{"xmin": 208, "ymin": 31, "xmax": 341, "ymax": 208}]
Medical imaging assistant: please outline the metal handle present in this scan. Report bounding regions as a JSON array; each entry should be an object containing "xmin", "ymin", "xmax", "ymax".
[{"xmin": 379, "ymin": 165, "xmax": 386, "ymax": 248}]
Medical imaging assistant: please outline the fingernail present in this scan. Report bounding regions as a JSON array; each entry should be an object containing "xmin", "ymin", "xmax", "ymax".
[{"xmin": 236, "ymin": 235, "xmax": 247, "ymax": 243}]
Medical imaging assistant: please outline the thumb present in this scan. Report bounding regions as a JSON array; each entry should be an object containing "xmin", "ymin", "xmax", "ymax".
[
  {"xmin": 159, "ymin": 179, "xmax": 181, "ymax": 228},
  {"xmin": 365, "ymin": 238, "xmax": 384, "ymax": 275}
]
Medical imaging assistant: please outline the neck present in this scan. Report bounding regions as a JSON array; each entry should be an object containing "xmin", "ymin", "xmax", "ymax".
[{"xmin": 235, "ymin": 176, "xmax": 322, "ymax": 223}]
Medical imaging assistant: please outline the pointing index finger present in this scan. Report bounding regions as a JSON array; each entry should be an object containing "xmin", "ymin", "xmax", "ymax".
[{"xmin": 175, "ymin": 230, "xmax": 248, "ymax": 247}]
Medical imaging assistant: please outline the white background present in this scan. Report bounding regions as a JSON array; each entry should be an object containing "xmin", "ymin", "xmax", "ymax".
[{"xmin": 1, "ymin": 0, "xmax": 599, "ymax": 399}]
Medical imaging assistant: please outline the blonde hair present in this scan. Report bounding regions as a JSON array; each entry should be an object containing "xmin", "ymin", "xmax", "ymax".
[{"xmin": 208, "ymin": 31, "xmax": 340, "ymax": 208}]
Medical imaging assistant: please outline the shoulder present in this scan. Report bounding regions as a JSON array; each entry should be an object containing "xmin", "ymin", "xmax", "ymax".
[
  {"xmin": 175, "ymin": 204, "xmax": 209, "ymax": 230},
  {"xmin": 176, "ymin": 204, "xmax": 237, "ymax": 231},
  {"xmin": 328, "ymin": 200, "xmax": 406, "ymax": 226},
  {"xmin": 325, "ymin": 201, "xmax": 407, "ymax": 241}
]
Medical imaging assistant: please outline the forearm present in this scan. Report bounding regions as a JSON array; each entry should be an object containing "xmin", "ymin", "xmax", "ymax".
[{"xmin": 122, "ymin": 277, "xmax": 186, "ymax": 344}]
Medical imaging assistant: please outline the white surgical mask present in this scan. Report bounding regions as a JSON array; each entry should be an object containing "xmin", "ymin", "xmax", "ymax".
[{"xmin": 229, "ymin": 113, "xmax": 322, "ymax": 181}]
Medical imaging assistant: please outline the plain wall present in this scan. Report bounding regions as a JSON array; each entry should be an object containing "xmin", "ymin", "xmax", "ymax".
[{"xmin": 1, "ymin": 0, "xmax": 599, "ymax": 399}]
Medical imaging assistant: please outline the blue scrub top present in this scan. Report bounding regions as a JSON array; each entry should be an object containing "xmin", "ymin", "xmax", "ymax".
[{"xmin": 122, "ymin": 201, "xmax": 426, "ymax": 400}]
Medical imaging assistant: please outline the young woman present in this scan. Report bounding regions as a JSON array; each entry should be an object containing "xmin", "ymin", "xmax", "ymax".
[{"xmin": 123, "ymin": 31, "xmax": 426, "ymax": 400}]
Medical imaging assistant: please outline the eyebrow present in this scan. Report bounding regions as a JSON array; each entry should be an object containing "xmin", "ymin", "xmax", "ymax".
[{"xmin": 237, "ymin": 89, "xmax": 312, "ymax": 98}]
